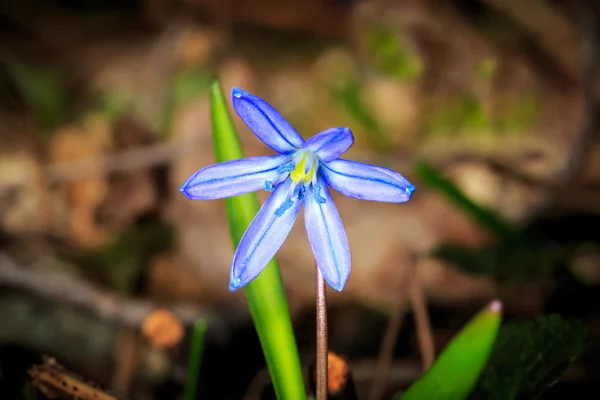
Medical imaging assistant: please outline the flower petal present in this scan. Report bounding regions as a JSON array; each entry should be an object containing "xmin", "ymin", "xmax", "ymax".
[
  {"xmin": 303, "ymin": 127, "xmax": 354, "ymax": 162},
  {"xmin": 305, "ymin": 174, "xmax": 351, "ymax": 291},
  {"xmin": 232, "ymin": 87, "xmax": 304, "ymax": 154},
  {"xmin": 321, "ymin": 159, "xmax": 416, "ymax": 203},
  {"xmin": 230, "ymin": 178, "xmax": 303, "ymax": 290},
  {"xmin": 180, "ymin": 155, "xmax": 289, "ymax": 200}
]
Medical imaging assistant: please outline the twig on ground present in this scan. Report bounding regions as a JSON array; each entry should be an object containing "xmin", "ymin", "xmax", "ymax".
[
  {"xmin": 482, "ymin": 0, "xmax": 583, "ymax": 81},
  {"xmin": 29, "ymin": 356, "xmax": 129, "ymax": 400},
  {"xmin": 528, "ymin": 0, "xmax": 600, "ymax": 216},
  {"xmin": 556, "ymin": 0, "xmax": 599, "ymax": 187},
  {"xmin": 136, "ymin": 19, "xmax": 194, "ymax": 133},
  {"xmin": 243, "ymin": 368, "xmax": 271, "ymax": 400},
  {"xmin": 408, "ymin": 256, "xmax": 435, "ymax": 371},
  {"xmin": 47, "ymin": 137, "xmax": 203, "ymax": 183},
  {"xmin": 353, "ymin": 360, "xmax": 422, "ymax": 387},
  {"xmin": 369, "ymin": 253, "xmax": 411, "ymax": 400},
  {"xmin": 0, "ymin": 253, "xmax": 210, "ymax": 327},
  {"xmin": 111, "ymin": 328, "xmax": 141, "ymax": 395}
]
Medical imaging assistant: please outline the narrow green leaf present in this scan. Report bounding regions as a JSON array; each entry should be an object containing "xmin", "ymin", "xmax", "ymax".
[
  {"xmin": 97, "ymin": 90, "xmax": 131, "ymax": 123},
  {"xmin": 366, "ymin": 26, "xmax": 423, "ymax": 80},
  {"xmin": 172, "ymin": 69, "xmax": 212, "ymax": 108},
  {"xmin": 331, "ymin": 81, "xmax": 393, "ymax": 152},
  {"xmin": 414, "ymin": 161, "xmax": 519, "ymax": 241},
  {"xmin": 431, "ymin": 240, "xmax": 559, "ymax": 279},
  {"xmin": 3, "ymin": 55, "xmax": 67, "ymax": 135},
  {"xmin": 161, "ymin": 68, "xmax": 212, "ymax": 139},
  {"xmin": 209, "ymin": 80, "xmax": 306, "ymax": 400},
  {"xmin": 22, "ymin": 382, "xmax": 38, "ymax": 400},
  {"xmin": 184, "ymin": 318, "xmax": 208, "ymax": 400},
  {"xmin": 400, "ymin": 300, "xmax": 503, "ymax": 400}
]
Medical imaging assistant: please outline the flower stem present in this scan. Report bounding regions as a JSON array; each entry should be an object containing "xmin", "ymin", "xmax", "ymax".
[{"xmin": 315, "ymin": 263, "xmax": 328, "ymax": 400}]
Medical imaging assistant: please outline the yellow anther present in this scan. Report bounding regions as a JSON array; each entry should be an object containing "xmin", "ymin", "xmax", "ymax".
[{"xmin": 290, "ymin": 154, "xmax": 306, "ymax": 183}]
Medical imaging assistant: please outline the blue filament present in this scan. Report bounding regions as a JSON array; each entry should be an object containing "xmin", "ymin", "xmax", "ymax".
[
  {"xmin": 277, "ymin": 162, "xmax": 295, "ymax": 174},
  {"xmin": 275, "ymin": 199, "xmax": 294, "ymax": 217},
  {"xmin": 264, "ymin": 180, "xmax": 275, "ymax": 192},
  {"xmin": 313, "ymin": 185, "xmax": 326, "ymax": 204},
  {"xmin": 293, "ymin": 183, "xmax": 306, "ymax": 200}
]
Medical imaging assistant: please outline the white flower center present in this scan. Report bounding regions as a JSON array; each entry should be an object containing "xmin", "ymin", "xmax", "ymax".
[
  {"xmin": 289, "ymin": 150, "xmax": 318, "ymax": 187},
  {"xmin": 266, "ymin": 150, "xmax": 326, "ymax": 209}
]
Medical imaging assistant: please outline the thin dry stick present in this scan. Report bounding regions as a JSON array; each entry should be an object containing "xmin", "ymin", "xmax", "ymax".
[
  {"xmin": 111, "ymin": 328, "xmax": 140, "ymax": 395},
  {"xmin": 242, "ymin": 368, "xmax": 271, "ymax": 400},
  {"xmin": 315, "ymin": 264, "xmax": 328, "ymax": 400},
  {"xmin": 369, "ymin": 254, "xmax": 411, "ymax": 400},
  {"xmin": 353, "ymin": 360, "xmax": 421, "ymax": 387},
  {"xmin": 482, "ymin": 0, "xmax": 583, "ymax": 80},
  {"xmin": 46, "ymin": 138, "xmax": 203, "ymax": 182},
  {"xmin": 408, "ymin": 259, "xmax": 435, "ymax": 371},
  {"xmin": 555, "ymin": 0, "xmax": 599, "ymax": 186},
  {"xmin": 0, "ymin": 253, "xmax": 210, "ymax": 327},
  {"xmin": 526, "ymin": 0, "xmax": 599, "ymax": 217}
]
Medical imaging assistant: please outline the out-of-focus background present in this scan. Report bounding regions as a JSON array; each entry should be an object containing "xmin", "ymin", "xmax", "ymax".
[{"xmin": 1, "ymin": 0, "xmax": 600, "ymax": 398}]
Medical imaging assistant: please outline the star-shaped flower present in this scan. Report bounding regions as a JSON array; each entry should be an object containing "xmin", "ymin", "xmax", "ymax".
[{"xmin": 180, "ymin": 88, "xmax": 415, "ymax": 291}]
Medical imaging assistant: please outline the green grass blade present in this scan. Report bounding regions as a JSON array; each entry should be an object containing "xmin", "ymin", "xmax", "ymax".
[
  {"xmin": 400, "ymin": 300, "xmax": 503, "ymax": 400},
  {"xmin": 331, "ymin": 81, "xmax": 393, "ymax": 152},
  {"xmin": 184, "ymin": 318, "xmax": 208, "ymax": 400},
  {"xmin": 209, "ymin": 80, "xmax": 306, "ymax": 400},
  {"xmin": 2, "ymin": 55, "xmax": 67, "ymax": 135},
  {"xmin": 414, "ymin": 161, "xmax": 519, "ymax": 241}
]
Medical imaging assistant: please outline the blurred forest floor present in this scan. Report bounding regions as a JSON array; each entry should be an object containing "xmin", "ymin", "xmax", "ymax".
[{"xmin": 1, "ymin": 0, "xmax": 600, "ymax": 399}]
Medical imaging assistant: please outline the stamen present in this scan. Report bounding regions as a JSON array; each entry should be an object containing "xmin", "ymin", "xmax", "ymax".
[
  {"xmin": 277, "ymin": 162, "xmax": 295, "ymax": 174},
  {"xmin": 293, "ymin": 183, "xmax": 306, "ymax": 200},
  {"xmin": 264, "ymin": 180, "xmax": 275, "ymax": 192},
  {"xmin": 311, "ymin": 171, "xmax": 318, "ymax": 187},
  {"xmin": 290, "ymin": 154, "xmax": 307, "ymax": 183},
  {"xmin": 303, "ymin": 162, "xmax": 315, "ymax": 184},
  {"xmin": 313, "ymin": 185, "xmax": 326, "ymax": 204},
  {"xmin": 275, "ymin": 199, "xmax": 294, "ymax": 217}
]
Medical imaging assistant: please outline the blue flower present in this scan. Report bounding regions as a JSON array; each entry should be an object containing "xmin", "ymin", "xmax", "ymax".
[{"xmin": 180, "ymin": 87, "xmax": 416, "ymax": 292}]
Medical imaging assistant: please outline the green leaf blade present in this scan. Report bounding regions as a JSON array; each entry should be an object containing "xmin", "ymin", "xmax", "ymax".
[
  {"xmin": 401, "ymin": 300, "xmax": 503, "ymax": 400},
  {"xmin": 209, "ymin": 81, "xmax": 306, "ymax": 400},
  {"xmin": 414, "ymin": 161, "xmax": 519, "ymax": 242},
  {"xmin": 184, "ymin": 318, "xmax": 208, "ymax": 400},
  {"xmin": 3, "ymin": 56, "xmax": 68, "ymax": 134}
]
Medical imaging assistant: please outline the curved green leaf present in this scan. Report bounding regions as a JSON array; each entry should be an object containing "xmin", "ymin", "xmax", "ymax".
[
  {"xmin": 400, "ymin": 300, "xmax": 503, "ymax": 400},
  {"xmin": 414, "ymin": 161, "xmax": 519, "ymax": 242},
  {"xmin": 3, "ymin": 55, "xmax": 67, "ymax": 135},
  {"xmin": 185, "ymin": 318, "xmax": 208, "ymax": 400},
  {"xmin": 209, "ymin": 80, "xmax": 306, "ymax": 400}
]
